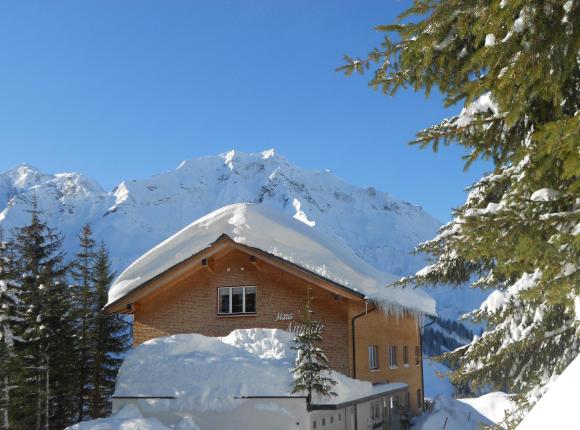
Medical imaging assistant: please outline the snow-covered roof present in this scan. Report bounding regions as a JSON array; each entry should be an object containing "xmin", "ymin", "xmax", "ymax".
[
  {"xmin": 108, "ymin": 203, "xmax": 436, "ymax": 316},
  {"xmin": 69, "ymin": 329, "xmax": 407, "ymax": 429},
  {"xmin": 114, "ymin": 328, "xmax": 406, "ymax": 413}
]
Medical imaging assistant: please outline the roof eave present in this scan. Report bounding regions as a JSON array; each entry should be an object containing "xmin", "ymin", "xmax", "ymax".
[
  {"xmin": 105, "ymin": 234, "xmax": 435, "ymax": 315},
  {"xmin": 104, "ymin": 234, "xmax": 368, "ymax": 313}
]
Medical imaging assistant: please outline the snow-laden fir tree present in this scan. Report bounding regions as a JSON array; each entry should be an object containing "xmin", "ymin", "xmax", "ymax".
[
  {"xmin": 88, "ymin": 242, "xmax": 129, "ymax": 418},
  {"xmin": 70, "ymin": 225, "xmax": 130, "ymax": 420},
  {"xmin": 339, "ymin": 0, "xmax": 579, "ymax": 425},
  {"xmin": 10, "ymin": 201, "xmax": 78, "ymax": 430},
  {"xmin": 70, "ymin": 224, "xmax": 97, "ymax": 421},
  {"xmin": 291, "ymin": 288, "xmax": 337, "ymax": 409},
  {"xmin": 0, "ymin": 230, "xmax": 24, "ymax": 430}
]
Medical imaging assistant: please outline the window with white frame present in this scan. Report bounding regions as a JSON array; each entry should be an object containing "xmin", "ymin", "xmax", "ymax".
[
  {"xmin": 388, "ymin": 345, "xmax": 398, "ymax": 368},
  {"xmin": 403, "ymin": 345, "xmax": 409, "ymax": 366},
  {"xmin": 218, "ymin": 286, "xmax": 256, "ymax": 314},
  {"xmin": 368, "ymin": 345, "xmax": 379, "ymax": 370}
]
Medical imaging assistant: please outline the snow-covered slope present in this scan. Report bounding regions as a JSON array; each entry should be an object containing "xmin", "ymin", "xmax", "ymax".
[
  {"xmin": 412, "ymin": 393, "xmax": 515, "ymax": 430},
  {"xmin": 109, "ymin": 203, "xmax": 436, "ymax": 315},
  {"xmin": 0, "ymin": 150, "xmax": 485, "ymax": 321},
  {"xmin": 515, "ymin": 355, "xmax": 579, "ymax": 430},
  {"xmin": 422, "ymin": 358, "xmax": 455, "ymax": 399}
]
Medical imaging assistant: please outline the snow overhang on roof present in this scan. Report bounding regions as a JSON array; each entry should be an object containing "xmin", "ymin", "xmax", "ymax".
[{"xmin": 107, "ymin": 203, "xmax": 436, "ymax": 316}]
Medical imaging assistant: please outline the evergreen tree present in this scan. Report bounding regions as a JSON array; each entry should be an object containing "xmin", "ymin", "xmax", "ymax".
[
  {"xmin": 69, "ymin": 226, "xmax": 129, "ymax": 420},
  {"xmin": 291, "ymin": 289, "xmax": 337, "ymax": 409},
  {"xmin": 11, "ymin": 200, "xmax": 77, "ymax": 430},
  {"xmin": 0, "ymin": 230, "xmax": 24, "ymax": 430},
  {"xmin": 88, "ymin": 242, "xmax": 129, "ymax": 418},
  {"xmin": 339, "ymin": 0, "xmax": 579, "ymax": 424},
  {"xmin": 70, "ymin": 224, "xmax": 96, "ymax": 421}
]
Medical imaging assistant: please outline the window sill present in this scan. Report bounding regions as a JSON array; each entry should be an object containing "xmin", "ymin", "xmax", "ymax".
[
  {"xmin": 216, "ymin": 313, "xmax": 257, "ymax": 318},
  {"xmin": 389, "ymin": 366, "xmax": 399, "ymax": 370},
  {"xmin": 369, "ymin": 368, "xmax": 381, "ymax": 372},
  {"xmin": 403, "ymin": 364, "xmax": 410, "ymax": 368}
]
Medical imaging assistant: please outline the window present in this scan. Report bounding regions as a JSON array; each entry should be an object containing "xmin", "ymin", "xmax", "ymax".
[
  {"xmin": 406, "ymin": 392, "xmax": 410, "ymax": 410},
  {"xmin": 338, "ymin": 412, "xmax": 341, "ymax": 421},
  {"xmin": 417, "ymin": 389, "xmax": 422, "ymax": 410},
  {"xmin": 403, "ymin": 345, "xmax": 409, "ymax": 366},
  {"xmin": 370, "ymin": 401, "xmax": 382, "ymax": 421},
  {"xmin": 330, "ymin": 415, "xmax": 334, "ymax": 423},
  {"xmin": 368, "ymin": 345, "xmax": 379, "ymax": 370},
  {"xmin": 415, "ymin": 345, "xmax": 421, "ymax": 365},
  {"xmin": 312, "ymin": 420, "xmax": 317, "ymax": 429},
  {"xmin": 218, "ymin": 286, "xmax": 256, "ymax": 314},
  {"xmin": 388, "ymin": 345, "xmax": 398, "ymax": 368},
  {"xmin": 322, "ymin": 417, "xmax": 326, "ymax": 426}
]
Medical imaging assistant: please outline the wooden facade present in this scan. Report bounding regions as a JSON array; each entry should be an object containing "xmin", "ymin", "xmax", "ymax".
[{"xmin": 106, "ymin": 236, "xmax": 425, "ymax": 415}]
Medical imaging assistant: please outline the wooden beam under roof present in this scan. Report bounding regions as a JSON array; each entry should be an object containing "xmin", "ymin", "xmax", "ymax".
[{"xmin": 104, "ymin": 234, "xmax": 366, "ymax": 313}]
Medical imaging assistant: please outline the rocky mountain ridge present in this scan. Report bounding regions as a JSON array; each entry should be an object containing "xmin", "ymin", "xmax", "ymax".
[{"xmin": 0, "ymin": 149, "xmax": 487, "ymax": 327}]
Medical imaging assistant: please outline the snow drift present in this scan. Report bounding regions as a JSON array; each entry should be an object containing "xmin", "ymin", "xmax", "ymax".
[
  {"xmin": 113, "ymin": 328, "xmax": 386, "ymax": 413},
  {"xmin": 412, "ymin": 393, "xmax": 514, "ymax": 430},
  {"xmin": 108, "ymin": 203, "xmax": 436, "ymax": 316},
  {"xmin": 68, "ymin": 328, "xmax": 407, "ymax": 429},
  {"xmin": 516, "ymin": 355, "xmax": 579, "ymax": 430}
]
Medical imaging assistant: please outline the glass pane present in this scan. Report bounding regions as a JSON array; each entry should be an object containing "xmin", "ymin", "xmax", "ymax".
[
  {"xmin": 245, "ymin": 287, "xmax": 256, "ymax": 313},
  {"xmin": 231, "ymin": 287, "xmax": 244, "ymax": 313},
  {"xmin": 219, "ymin": 288, "xmax": 230, "ymax": 314}
]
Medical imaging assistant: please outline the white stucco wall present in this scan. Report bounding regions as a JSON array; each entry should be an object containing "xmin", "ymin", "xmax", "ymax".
[{"xmin": 112, "ymin": 392, "xmax": 407, "ymax": 430}]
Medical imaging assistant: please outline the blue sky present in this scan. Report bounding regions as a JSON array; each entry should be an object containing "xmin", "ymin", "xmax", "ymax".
[{"xmin": 0, "ymin": 0, "xmax": 490, "ymax": 221}]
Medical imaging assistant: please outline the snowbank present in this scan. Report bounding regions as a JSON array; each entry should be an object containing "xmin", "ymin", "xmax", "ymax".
[
  {"xmin": 108, "ymin": 203, "xmax": 436, "ymax": 316},
  {"xmin": 413, "ymin": 395, "xmax": 496, "ymax": 430},
  {"xmin": 516, "ymin": 355, "xmax": 579, "ymax": 430},
  {"xmin": 458, "ymin": 392, "xmax": 515, "ymax": 423},
  {"xmin": 114, "ymin": 328, "xmax": 379, "ymax": 414}
]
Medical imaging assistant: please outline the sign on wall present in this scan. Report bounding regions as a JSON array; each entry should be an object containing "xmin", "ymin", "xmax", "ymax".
[{"xmin": 275, "ymin": 312, "xmax": 324, "ymax": 335}]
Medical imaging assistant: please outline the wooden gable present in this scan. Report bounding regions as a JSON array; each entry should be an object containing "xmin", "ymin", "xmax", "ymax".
[{"xmin": 105, "ymin": 234, "xmax": 365, "ymax": 313}]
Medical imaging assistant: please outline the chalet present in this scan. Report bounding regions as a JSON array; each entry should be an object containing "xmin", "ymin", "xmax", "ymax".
[{"xmin": 105, "ymin": 203, "xmax": 436, "ymax": 427}]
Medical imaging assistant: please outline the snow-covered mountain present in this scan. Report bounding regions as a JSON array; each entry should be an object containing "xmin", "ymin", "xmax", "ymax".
[{"xmin": 0, "ymin": 149, "xmax": 486, "ymax": 323}]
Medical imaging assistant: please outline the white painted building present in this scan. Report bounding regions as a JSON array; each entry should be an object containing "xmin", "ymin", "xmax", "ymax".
[{"xmin": 112, "ymin": 382, "xmax": 408, "ymax": 430}]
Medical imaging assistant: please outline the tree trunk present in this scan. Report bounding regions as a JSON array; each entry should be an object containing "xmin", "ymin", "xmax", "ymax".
[
  {"xmin": 3, "ymin": 375, "xmax": 9, "ymax": 430},
  {"xmin": 45, "ymin": 356, "xmax": 49, "ymax": 430},
  {"xmin": 36, "ymin": 375, "xmax": 41, "ymax": 430}
]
